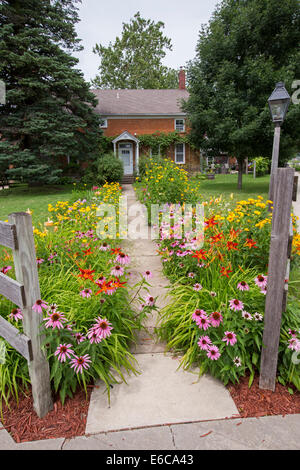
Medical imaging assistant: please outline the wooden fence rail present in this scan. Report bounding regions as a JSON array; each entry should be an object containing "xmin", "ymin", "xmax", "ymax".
[{"xmin": 0, "ymin": 212, "xmax": 53, "ymax": 418}]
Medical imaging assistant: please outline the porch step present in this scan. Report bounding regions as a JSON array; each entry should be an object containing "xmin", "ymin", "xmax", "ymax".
[{"xmin": 121, "ymin": 175, "xmax": 135, "ymax": 184}]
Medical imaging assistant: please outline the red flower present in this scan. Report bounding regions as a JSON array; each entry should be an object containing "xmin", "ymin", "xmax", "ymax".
[
  {"xmin": 229, "ymin": 227, "xmax": 241, "ymax": 239},
  {"xmin": 204, "ymin": 217, "xmax": 218, "ymax": 228},
  {"xmin": 78, "ymin": 268, "xmax": 95, "ymax": 281},
  {"xmin": 226, "ymin": 241, "xmax": 238, "ymax": 251},
  {"xmin": 220, "ymin": 266, "xmax": 232, "ymax": 278},
  {"xmin": 245, "ymin": 238, "xmax": 257, "ymax": 249},
  {"xmin": 210, "ymin": 232, "xmax": 223, "ymax": 244},
  {"xmin": 192, "ymin": 249, "xmax": 207, "ymax": 261},
  {"xmin": 111, "ymin": 247, "xmax": 123, "ymax": 255},
  {"xmin": 82, "ymin": 248, "xmax": 94, "ymax": 257}
]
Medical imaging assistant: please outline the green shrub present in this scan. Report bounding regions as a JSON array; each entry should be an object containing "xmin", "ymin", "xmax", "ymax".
[
  {"xmin": 97, "ymin": 153, "xmax": 124, "ymax": 185},
  {"xmin": 254, "ymin": 156, "xmax": 269, "ymax": 177},
  {"xmin": 82, "ymin": 153, "xmax": 124, "ymax": 186}
]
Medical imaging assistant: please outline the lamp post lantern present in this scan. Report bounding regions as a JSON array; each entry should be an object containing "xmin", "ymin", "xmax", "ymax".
[{"xmin": 268, "ymin": 82, "xmax": 290, "ymax": 205}]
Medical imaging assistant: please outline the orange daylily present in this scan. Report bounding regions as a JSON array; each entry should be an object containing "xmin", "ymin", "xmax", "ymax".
[
  {"xmin": 192, "ymin": 249, "xmax": 207, "ymax": 261},
  {"xmin": 245, "ymin": 238, "xmax": 257, "ymax": 249},
  {"xmin": 78, "ymin": 268, "xmax": 95, "ymax": 281}
]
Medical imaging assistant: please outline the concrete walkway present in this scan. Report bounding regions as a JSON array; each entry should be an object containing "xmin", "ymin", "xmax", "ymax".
[{"xmin": 85, "ymin": 184, "xmax": 238, "ymax": 435}]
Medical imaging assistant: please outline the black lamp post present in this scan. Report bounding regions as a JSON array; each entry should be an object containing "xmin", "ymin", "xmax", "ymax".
[{"xmin": 268, "ymin": 82, "xmax": 290, "ymax": 204}]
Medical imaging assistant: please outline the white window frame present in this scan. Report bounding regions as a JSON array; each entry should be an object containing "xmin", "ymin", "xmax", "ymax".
[
  {"xmin": 99, "ymin": 118, "xmax": 108, "ymax": 128},
  {"xmin": 175, "ymin": 118, "xmax": 185, "ymax": 132},
  {"xmin": 175, "ymin": 143, "xmax": 185, "ymax": 164}
]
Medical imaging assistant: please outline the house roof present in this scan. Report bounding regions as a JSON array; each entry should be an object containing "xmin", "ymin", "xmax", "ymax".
[{"xmin": 91, "ymin": 89, "xmax": 189, "ymax": 116}]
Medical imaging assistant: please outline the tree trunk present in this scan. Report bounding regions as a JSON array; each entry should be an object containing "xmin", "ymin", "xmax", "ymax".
[{"xmin": 237, "ymin": 159, "xmax": 243, "ymax": 190}]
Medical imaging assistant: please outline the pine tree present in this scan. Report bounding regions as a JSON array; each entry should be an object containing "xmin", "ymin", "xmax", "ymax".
[{"xmin": 0, "ymin": 0, "xmax": 102, "ymax": 184}]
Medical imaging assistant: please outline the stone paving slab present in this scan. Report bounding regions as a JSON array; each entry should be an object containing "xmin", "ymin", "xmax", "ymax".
[
  {"xmin": 170, "ymin": 414, "xmax": 300, "ymax": 450},
  {"xmin": 86, "ymin": 353, "xmax": 239, "ymax": 435},
  {"xmin": 63, "ymin": 426, "xmax": 174, "ymax": 450}
]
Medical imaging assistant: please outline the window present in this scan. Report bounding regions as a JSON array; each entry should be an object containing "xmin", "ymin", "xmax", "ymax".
[
  {"xmin": 100, "ymin": 119, "xmax": 108, "ymax": 128},
  {"xmin": 175, "ymin": 119, "xmax": 185, "ymax": 132},
  {"xmin": 175, "ymin": 143, "xmax": 185, "ymax": 164}
]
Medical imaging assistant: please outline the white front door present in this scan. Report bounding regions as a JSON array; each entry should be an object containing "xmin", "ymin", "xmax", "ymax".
[{"xmin": 119, "ymin": 143, "xmax": 133, "ymax": 175}]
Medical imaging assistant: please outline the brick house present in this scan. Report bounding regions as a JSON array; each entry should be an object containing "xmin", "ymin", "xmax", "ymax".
[{"xmin": 91, "ymin": 69, "xmax": 202, "ymax": 177}]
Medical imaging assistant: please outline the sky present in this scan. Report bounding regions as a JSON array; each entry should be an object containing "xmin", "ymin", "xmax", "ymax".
[{"xmin": 74, "ymin": 0, "xmax": 220, "ymax": 82}]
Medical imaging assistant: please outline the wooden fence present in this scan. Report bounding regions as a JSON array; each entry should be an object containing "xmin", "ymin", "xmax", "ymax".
[
  {"xmin": 0, "ymin": 212, "xmax": 53, "ymax": 418},
  {"xmin": 259, "ymin": 168, "xmax": 298, "ymax": 391}
]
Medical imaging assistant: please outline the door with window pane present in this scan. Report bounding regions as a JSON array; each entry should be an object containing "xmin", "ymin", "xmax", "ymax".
[{"xmin": 119, "ymin": 143, "xmax": 133, "ymax": 175}]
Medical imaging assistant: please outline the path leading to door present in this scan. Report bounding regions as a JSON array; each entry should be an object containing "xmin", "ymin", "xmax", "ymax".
[{"xmin": 86, "ymin": 185, "xmax": 238, "ymax": 435}]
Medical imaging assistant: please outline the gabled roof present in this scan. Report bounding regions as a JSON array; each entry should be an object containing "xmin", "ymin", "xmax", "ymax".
[{"xmin": 91, "ymin": 89, "xmax": 189, "ymax": 116}]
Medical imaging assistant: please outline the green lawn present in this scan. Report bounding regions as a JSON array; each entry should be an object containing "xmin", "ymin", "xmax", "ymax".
[
  {"xmin": 193, "ymin": 173, "xmax": 270, "ymax": 201},
  {"xmin": 0, "ymin": 184, "xmax": 74, "ymax": 225}
]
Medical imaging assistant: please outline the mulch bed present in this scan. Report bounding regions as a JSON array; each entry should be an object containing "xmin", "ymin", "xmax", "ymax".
[
  {"xmin": 228, "ymin": 373, "xmax": 300, "ymax": 418},
  {"xmin": 1, "ymin": 385, "xmax": 94, "ymax": 443},
  {"xmin": 2, "ymin": 373, "xmax": 300, "ymax": 443}
]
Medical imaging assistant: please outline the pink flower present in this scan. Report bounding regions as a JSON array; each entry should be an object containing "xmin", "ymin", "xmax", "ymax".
[
  {"xmin": 288, "ymin": 329, "xmax": 298, "ymax": 337},
  {"xmin": 116, "ymin": 253, "xmax": 130, "ymax": 265},
  {"xmin": 242, "ymin": 311, "xmax": 253, "ymax": 320},
  {"xmin": 229, "ymin": 299, "xmax": 244, "ymax": 311},
  {"xmin": 111, "ymin": 265, "xmax": 124, "ymax": 277},
  {"xmin": 207, "ymin": 345, "xmax": 221, "ymax": 360},
  {"xmin": 288, "ymin": 338, "xmax": 300, "ymax": 351},
  {"xmin": 145, "ymin": 294, "xmax": 155, "ymax": 306},
  {"xmin": 253, "ymin": 312, "xmax": 263, "ymax": 321},
  {"xmin": 32, "ymin": 299, "xmax": 48, "ymax": 314},
  {"xmin": 192, "ymin": 308, "xmax": 206, "ymax": 323},
  {"xmin": 54, "ymin": 344, "xmax": 74, "ymax": 362},
  {"xmin": 143, "ymin": 270, "xmax": 153, "ymax": 280},
  {"xmin": 210, "ymin": 311, "xmax": 223, "ymax": 327},
  {"xmin": 198, "ymin": 335, "xmax": 212, "ymax": 351},
  {"xmin": 1, "ymin": 265, "xmax": 12, "ymax": 274},
  {"xmin": 237, "ymin": 281, "xmax": 249, "ymax": 291},
  {"xmin": 197, "ymin": 314, "xmax": 211, "ymax": 331},
  {"xmin": 70, "ymin": 354, "xmax": 92, "ymax": 374},
  {"xmin": 36, "ymin": 258, "xmax": 44, "ymax": 265},
  {"xmin": 44, "ymin": 311, "xmax": 66, "ymax": 329},
  {"xmin": 87, "ymin": 327, "xmax": 103, "ymax": 344},
  {"xmin": 255, "ymin": 274, "xmax": 267, "ymax": 288},
  {"xmin": 9, "ymin": 308, "xmax": 23, "ymax": 321},
  {"xmin": 80, "ymin": 288, "xmax": 92, "ymax": 298},
  {"xmin": 95, "ymin": 276, "xmax": 106, "ymax": 286},
  {"xmin": 193, "ymin": 283, "xmax": 203, "ymax": 291},
  {"xmin": 93, "ymin": 317, "xmax": 113, "ymax": 339},
  {"xmin": 99, "ymin": 242, "xmax": 110, "ymax": 251},
  {"xmin": 188, "ymin": 272, "xmax": 195, "ymax": 278},
  {"xmin": 222, "ymin": 331, "xmax": 237, "ymax": 346},
  {"xmin": 74, "ymin": 332, "xmax": 86, "ymax": 344}
]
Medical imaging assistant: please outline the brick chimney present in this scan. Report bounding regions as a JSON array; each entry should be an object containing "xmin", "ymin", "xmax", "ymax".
[{"xmin": 178, "ymin": 67, "xmax": 186, "ymax": 90}]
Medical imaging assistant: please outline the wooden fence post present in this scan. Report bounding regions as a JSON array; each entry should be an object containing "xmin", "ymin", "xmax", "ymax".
[
  {"xmin": 8, "ymin": 212, "xmax": 53, "ymax": 418},
  {"xmin": 259, "ymin": 168, "xmax": 295, "ymax": 391}
]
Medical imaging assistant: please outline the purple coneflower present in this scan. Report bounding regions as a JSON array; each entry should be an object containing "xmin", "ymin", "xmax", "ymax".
[
  {"xmin": 229, "ymin": 299, "xmax": 244, "ymax": 311},
  {"xmin": 143, "ymin": 270, "xmax": 153, "ymax": 280},
  {"xmin": 93, "ymin": 317, "xmax": 113, "ymax": 339},
  {"xmin": 242, "ymin": 311, "xmax": 253, "ymax": 320},
  {"xmin": 9, "ymin": 308, "xmax": 23, "ymax": 321},
  {"xmin": 210, "ymin": 311, "xmax": 223, "ymax": 327},
  {"xmin": 207, "ymin": 345, "xmax": 221, "ymax": 360},
  {"xmin": 233, "ymin": 356, "xmax": 242, "ymax": 367},
  {"xmin": 54, "ymin": 344, "xmax": 74, "ymax": 363},
  {"xmin": 237, "ymin": 281, "xmax": 249, "ymax": 291},
  {"xmin": 116, "ymin": 253, "xmax": 130, "ymax": 265},
  {"xmin": 193, "ymin": 283, "xmax": 203, "ymax": 291},
  {"xmin": 32, "ymin": 299, "xmax": 48, "ymax": 314},
  {"xmin": 70, "ymin": 354, "xmax": 91, "ymax": 374},
  {"xmin": 80, "ymin": 288, "xmax": 93, "ymax": 298},
  {"xmin": 87, "ymin": 327, "xmax": 103, "ymax": 344},
  {"xmin": 44, "ymin": 311, "xmax": 66, "ymax": 329},
  {"xmin": 288, "ymin": 338, "xmax": 300, "ymax": 351},
  {"xmin": 36, "ymin": 258, "xmax": 44, "ymax": 265},
  {"xmin": 253, "ymin": 312, "xmax": 263, "ymax": 321},
  {"xmin": 222, "ymin": 331, "xmax": 237, "ymax": 346},
  {"xmin": 74, "ymin": 332, "xmax": 86, "ymax": 344},
  {"xmin": 197, "ymin": 314, "xmax": 211, "ymax": 331},
  {"xmin": 197, "ymin": 335, "xmax": 212, "ymax": 351},
  {"xmin": 111, "ymin": 265, "xmax": 124, "ymax": 277},
  {"xmin": 255, "ymin": 274, "xmax": 267, "ymax": 288},
  {"xmin": 192, "ymin": 308, "xmax": 206, "ymax": 323}
]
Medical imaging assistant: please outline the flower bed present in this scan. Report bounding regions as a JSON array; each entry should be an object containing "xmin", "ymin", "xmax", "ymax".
[
  {"xmin": 135, "ymin": 159, "xmax": 300, "ymax": 391},
  {"xmin": 0, "ymin": 182, "xmax": 152, "ymax": 412}
]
